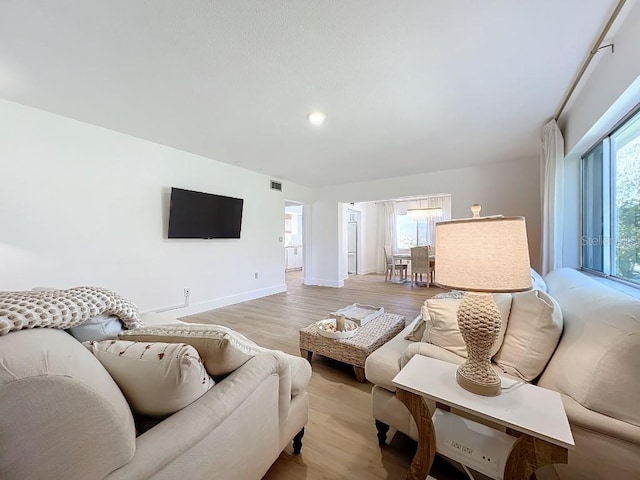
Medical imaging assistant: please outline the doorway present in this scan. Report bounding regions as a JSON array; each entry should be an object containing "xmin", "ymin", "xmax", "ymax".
[
  {"xmin": 284, "ymin": 201, "xmax": 304, "ymax": 275},
  {"xmin": 347, "ymin": 209, "xmax": 360, "ymax": 275}
]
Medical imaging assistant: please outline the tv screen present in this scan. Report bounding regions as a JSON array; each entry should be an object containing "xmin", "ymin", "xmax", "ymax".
[{"xmin": 168, "ymin": 187, "xmax": 244, "ymax": 239}]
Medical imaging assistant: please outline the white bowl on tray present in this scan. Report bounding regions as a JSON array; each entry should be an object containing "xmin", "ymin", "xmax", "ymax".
[{"xmin": 315, "ymin": 318, "xmax": 359, "ymax": 339}]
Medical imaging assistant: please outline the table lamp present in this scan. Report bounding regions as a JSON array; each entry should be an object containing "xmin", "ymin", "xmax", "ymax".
[{"xmin": 435, "ymin": 210, "xmax": 531, "ymax": 396}]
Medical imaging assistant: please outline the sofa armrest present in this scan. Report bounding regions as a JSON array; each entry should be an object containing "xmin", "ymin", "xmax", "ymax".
[
  {"xmin": 107, "ymin": 350, "xmax": 294, "ymax": 479},
  {"xmin": 365, "ymin": 316, "xmax": 421, "ymax": 391},
  {"xmin": 285, "ymin": 352, "xmax": 312, "ymax": 397},
  {"xmin": 561, "ymin": 393, "xmax": 640, "ymax": 446},
  {"xmin": 0, "ymin": 329, "xmax": 136, "ymax": 480}
]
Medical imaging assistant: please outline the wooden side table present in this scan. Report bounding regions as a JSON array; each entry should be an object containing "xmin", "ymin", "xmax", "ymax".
[
  {"xmin": 392, "ymin": 355, "xmax": 575, "ymax": 480},
  {"xmin": 299, "ymin": 312, "xmax": 405, "ymax": 382}
]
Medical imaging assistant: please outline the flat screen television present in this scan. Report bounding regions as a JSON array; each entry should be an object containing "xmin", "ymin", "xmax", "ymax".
[{"xmin": 168, "ymin": 187, "xmax": 244, "ymax": 239}]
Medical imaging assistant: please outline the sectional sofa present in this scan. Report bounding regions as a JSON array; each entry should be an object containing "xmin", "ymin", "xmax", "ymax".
[
  {"xmin": 365, "ymin": 268, "xmax": 640, "ymax": 480},
  {"xmin": 0, "ymin": 311, "xmax": 311, "ymax": 479}
]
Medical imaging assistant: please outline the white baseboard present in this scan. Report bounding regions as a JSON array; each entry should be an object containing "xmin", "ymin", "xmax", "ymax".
[
  {"xmin": 147, "ymin": 284, "xmax": 287, "ymax": 317},
  {"xmin": 359, "ymin": 268, "xmax": 377, "ymax": 275},
  {"xmin": 303, "ymin": 277, "xmax": 344, "ymax": 288}
]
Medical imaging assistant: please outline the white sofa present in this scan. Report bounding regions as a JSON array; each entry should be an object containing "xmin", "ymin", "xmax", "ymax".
[
  {"xmin": 0, "ymin": 311, "xmax": 311, "ymax": 480},
  {"xmin": 365, "ymin": 268, "xmax": 640, "ymax": 480}
]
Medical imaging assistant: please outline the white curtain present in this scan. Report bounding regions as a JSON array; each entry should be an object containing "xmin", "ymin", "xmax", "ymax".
[
  {"xmin": 375, "ymin": 201, "xmax": 396, "ymax": 272},
  {"xmin": 423, "ymin": 195, "xmax": 451, "ymax": 247},
  {"xmin": 540, "ymin": 119, "xmax": 564, "ymax": 275}
]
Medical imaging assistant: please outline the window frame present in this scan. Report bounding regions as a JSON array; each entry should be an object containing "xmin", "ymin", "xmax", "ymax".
[
  {"xmin": 394, "ymin": 213, "xmax": 428, "ymax": 251},
  {"xmin": 581, "ymin": 103, "xmax": 640, "ymax": 288}
]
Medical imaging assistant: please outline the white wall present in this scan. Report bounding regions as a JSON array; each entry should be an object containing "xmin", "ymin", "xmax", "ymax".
[
  {"xmin": 562, "ymin": 155, "xmax": 581, "ymax": 268},
  {"xmin": 0, "ymin": 99, "xmax": 311, "ymax": 313},
  {"xmin": 0, "ymin": 98, "xmax": 542, "ymax": 304},
  {"xmin": 559, "ymin": 0, "xmax": 640, "ymax": 268},
  {"xmin": 340, "ymin": 203, "xmax": 349, "ymax": 280},
  {"xmin": 353, "ymin": 201, "xmax": 380, "ymax": 274},
  {"xmin": 304, "ymin": 201, "xmax": 341, "ymax": 287},
  {"xmin": 561, "ymin": 0, "xmax": 640, "ymax": 157},
  {"xmin": 308, "ymin": 157, "xmax": 541, "ymax": 286}
]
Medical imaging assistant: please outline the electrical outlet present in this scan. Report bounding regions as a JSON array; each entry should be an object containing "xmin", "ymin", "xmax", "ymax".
[
  {"xmin": 445, "ymin": 439, "xmax": 472, "ymax": 456},
  {"xmin": 184, "ymin": 287, "xmax": 191, "ymax": 297},
  {"xmin": 254, "ymin": 272, "xmax": 259, "ymax": 279},
  {"xmin": 444, "ymin": 438, "xmax": 497, "ymax": 468}
]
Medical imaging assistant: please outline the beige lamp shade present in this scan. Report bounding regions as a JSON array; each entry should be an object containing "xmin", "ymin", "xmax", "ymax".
[{"xmin": 435, "ymin": 216, "xmax": 532, "ymax": 292}]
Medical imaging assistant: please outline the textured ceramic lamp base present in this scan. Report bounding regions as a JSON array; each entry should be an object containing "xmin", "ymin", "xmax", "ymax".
[{"xmin": 456, "ymin": 292, "xmax": 502, "ymax": 397}]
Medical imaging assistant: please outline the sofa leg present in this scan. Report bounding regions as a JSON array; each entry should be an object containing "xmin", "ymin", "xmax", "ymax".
[
  {"xmin": 375, "ymin": 420, "xmax": 390, "ymax": 446},
  {"xmin": 292, "ymin": 428, "xmax": 305, "ymax": 455}
]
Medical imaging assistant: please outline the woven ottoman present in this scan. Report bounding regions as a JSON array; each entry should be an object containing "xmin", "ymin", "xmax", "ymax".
[{"xmin": 299, "ymin": 312, "xmax": 405, "ymax": 382}]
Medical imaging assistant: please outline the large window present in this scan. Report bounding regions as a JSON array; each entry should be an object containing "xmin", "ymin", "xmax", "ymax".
[
  {"xmin": 582, "ymin": 108, "xmax": 640, "ymax": 285},
  {"xmin": 396, "ymin": 215, "xmax": 427, "ymax": 249}
]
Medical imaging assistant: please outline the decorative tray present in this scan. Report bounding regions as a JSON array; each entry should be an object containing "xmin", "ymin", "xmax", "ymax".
[
  {"xmin": 330, "ymin": 303, "xmax": 384, "ymax": 326},
  {"xmin": 315, "ymin": 319, "xmax": 359, "ymax": 339}
]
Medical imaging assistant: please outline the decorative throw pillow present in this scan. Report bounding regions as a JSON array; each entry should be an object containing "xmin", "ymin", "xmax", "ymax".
[
  {"xmin": 422, "ymin": 293, "xmax": 513, "ymax": 358},
  {"xmin": 67, "ymin": 314, "xmax": 123, "ymax": 342},
  {"xmin": 404, "ymin": 308, "xmax": 429, "ymax": 342},
  {"xmin": 119, "ymin": 324, "xmax": 266, "ymax": 376},
  {"xmin": 530, "ymin": 268, "xmax": 547, "ymax": 292},
  {"xmin": 404, "ymin": 291, "xmax": 465, "ymax": 342},
  {"xmin": 84, "ymin": 339, "xmax": 214, "ymax": 417},
  {"xmin": 493, "ymin": 290, "xmax": 563, "ymax": 381}
]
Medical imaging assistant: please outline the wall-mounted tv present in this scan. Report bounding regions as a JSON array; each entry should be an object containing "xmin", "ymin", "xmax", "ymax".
[{"xmin": 168, "ymin": 187, "xmax": 244, "ymax": 239}]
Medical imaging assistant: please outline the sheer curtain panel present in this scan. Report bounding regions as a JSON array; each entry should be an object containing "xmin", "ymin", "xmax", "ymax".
[
  {"xmin": 541, "ymin": 119, "xmax": 564, "ymax": 275},
  {"xmin": 376, "ymin": 201, "xmax": 397, "ymax": 273}
]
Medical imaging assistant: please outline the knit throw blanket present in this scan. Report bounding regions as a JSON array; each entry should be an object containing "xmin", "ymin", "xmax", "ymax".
[{"xmin": 0, "ymin": 286, "xmax": 143, "ymax": 336}]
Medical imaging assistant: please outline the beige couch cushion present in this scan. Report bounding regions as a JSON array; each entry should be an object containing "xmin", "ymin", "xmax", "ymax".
[
  {"xmin": 119, "ymin": 323, "xmax": 266, "ymax": 376},
  {"xmin": 423, "ymin": 293, "xmax": 512, "ymax": 358},
  {"xmin": 493, "ymin": 289, "xmax": 562, "ymax": 381},
  {"xmin": 85, "ymin": 339, "xmax": 215, "ymax": 417}
]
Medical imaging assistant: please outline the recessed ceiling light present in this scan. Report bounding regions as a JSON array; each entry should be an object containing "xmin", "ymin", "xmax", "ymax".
[{"xmin": 307, "ymin": 112, "xmax": 326, "ymax": 126}]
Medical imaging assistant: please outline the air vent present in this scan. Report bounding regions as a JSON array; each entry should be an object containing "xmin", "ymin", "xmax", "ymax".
[{"xmin": 270, "ymin": 180, "xmax": 282, "ymax": 191}]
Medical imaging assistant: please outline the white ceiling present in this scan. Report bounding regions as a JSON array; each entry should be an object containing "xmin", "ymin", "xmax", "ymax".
[{"xmin": 0, "ymin": 1, "xmax": 618, "ymax": 187}]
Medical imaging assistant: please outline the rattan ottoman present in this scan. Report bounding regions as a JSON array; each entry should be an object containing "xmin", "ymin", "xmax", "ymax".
[{"xmin": 299, "ymin": 312, "xmax": 405, "ymax": 382}]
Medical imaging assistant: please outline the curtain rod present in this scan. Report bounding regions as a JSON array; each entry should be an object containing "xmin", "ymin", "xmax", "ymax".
[{"xmin": 554, "ymin": 0, "xmax": 627, "ymax": 121}]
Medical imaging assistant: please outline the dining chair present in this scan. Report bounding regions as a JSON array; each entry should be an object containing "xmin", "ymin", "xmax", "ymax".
[
  {"xmin": 410, "ymin": 245, "xmax": 432, "ymax": 287},
  {"xmin": 384, "ymin": 246, "xmax": 407, "ymax": 282},
  {"xmin": 429, "ymin": 246, "xmax": 436, "ymax": 284}
]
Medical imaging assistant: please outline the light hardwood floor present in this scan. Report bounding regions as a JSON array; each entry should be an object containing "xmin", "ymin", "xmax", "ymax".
[{"xmin": 185, "ymin": 272, "xmax": 465, "ymax": 480}]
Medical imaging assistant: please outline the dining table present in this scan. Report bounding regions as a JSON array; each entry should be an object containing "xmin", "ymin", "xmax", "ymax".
[{"xmin": 391, "ymin": 252, "xmax": 435, "ymax": 284}]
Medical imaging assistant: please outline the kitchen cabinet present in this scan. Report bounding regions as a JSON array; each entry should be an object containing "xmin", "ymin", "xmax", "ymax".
[{"xmin": 285, "ymin": 246, "xmax": 303, "ymax": 271}]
